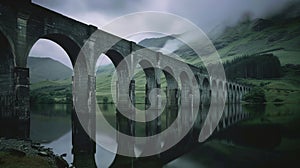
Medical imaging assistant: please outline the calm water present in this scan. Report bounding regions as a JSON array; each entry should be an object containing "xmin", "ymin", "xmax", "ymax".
[
  {"xmin": 30, "ymin": 104, "xmax": 116, "ymax": 168},
  {"xmin": 165, "ymin": 103, "xmax": 300, "ymax": 168},
  {"xmin": 30, "ymin": 103, "xmax": 300, "ymax": 167}
]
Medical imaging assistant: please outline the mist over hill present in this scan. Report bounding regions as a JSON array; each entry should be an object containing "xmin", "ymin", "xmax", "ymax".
[{"xmin": 138, "ymin": 3, "xmax": 300, "ymax": 67}]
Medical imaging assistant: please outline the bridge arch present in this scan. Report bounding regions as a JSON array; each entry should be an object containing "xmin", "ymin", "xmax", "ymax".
[
  {"xmin": 229, "ymin": 83, "xmax": 233, "ymax": 103},
  {"xmin": 202, "ymin": 77, "xmax": 210, "ymax": 106},
  {"xmin": 239, "ymin": 86, "xmax": 243, "ymax": 102},
  {"xmin": 211, "ymin": 79, "xmax": 217, "ymax": 104},
  {"xmin": 217, "ymin": 81, "xmax": 224, "ymax": 103},
  {"xmin": 26, "ymin": 33, "xmax": 82, "ymax": 68},
  {"xmin": 105, "ymin": 49, "xmax": 128, "ymax": 68},
  {"xmin": 162, "ymin": 66, "xmax": 178, "ymax": 89},
  {"xmin": 232, "ymin": 84, "xmax": 237, "ymax": 103}
]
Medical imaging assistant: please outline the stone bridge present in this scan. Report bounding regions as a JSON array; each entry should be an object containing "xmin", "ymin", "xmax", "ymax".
[{"xmin": 0, "ymin": 0, "xmax": 251, "ymax": 167}]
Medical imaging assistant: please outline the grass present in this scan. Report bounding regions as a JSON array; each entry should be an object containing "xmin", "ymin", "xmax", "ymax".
[
  {"xmin": 0, "ymin": 152, "xmax": 51, "ymax": 168},
  {"xmin": 238, "ymin": 64, "xmax": 300, "ymax": 104}
]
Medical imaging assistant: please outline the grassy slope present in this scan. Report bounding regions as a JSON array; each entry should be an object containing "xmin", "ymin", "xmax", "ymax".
[
  {"xmin": 239, "ymin": 65, "xmax": 300, "ymax": 103},
  {"xmin": 189, "ymin": 19, "xmax": 300, "ymax": 66},
  {"xmin": 28, "ymin": 57, "xmax": 73, "ymax": 83}
]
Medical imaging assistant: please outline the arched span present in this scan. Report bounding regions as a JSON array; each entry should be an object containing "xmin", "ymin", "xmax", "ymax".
[
  {"xmin": 202, "ymin": 77, "xmax": 209, "ymax": 89},
  {"xmin": 180, "ymin": 71, "xmax": 191, "ymax": 89},
  {"xmin": 163, "ymin": 66, "xmax": 178, "ymax": 89},
  {"xmin": 229, "ymin": 84, "xmax": 233, "ymax": 103},
  {"xmin": 202, "ymin": 77, "xmax": 210, "ymax": 106},
  {"xmin": 232, "ymin": 84, "xmax": 237, "ymax": 103},
  {"xmin": 211, "ymin": 80, "xmax": 217, "ymax": 104},
  {"xmin": 218, "ymin": 81, "xmax": 224, "ymax": 102},
  {"xmin": 105, "ymin": 49, "xmax": 127, "ymax": 68},
  {"xmin": 27, "ymin": 33, "xmax": 82, "ymax": 67},
  {"xmin": 138, "ymin": 59, "xmax": 155, "ymax": 78}
]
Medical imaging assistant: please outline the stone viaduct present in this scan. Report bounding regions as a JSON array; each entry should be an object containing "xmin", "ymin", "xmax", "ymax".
[{"xmin": 0, "ymin": 0, "xmax": 251, "ymax": 166}]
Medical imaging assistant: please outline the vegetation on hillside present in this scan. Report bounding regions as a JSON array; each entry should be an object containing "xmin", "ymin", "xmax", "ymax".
[
  {"xmin": 224, "ymin": 54, "xmax": 281, "ymax": 80},
  {"xmin": 30, "ymin": 80, "xmax": 72, "ymax": 104},
  {"xmin": 28, "ymin": 57, "xmax": 72, "ymax": 83},
  {"xmin": 243, "ymin": 87, "xmax": 266, "ymax": 103}
]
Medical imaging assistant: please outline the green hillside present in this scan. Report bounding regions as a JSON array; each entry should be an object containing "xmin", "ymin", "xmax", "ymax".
[
  {"xmin": 28, "ymin": 57, "xmax": 73, "ymax": 83},
  {"xmin": 139, "ymin": 2, "xmax": 300, "ymax": 67}
]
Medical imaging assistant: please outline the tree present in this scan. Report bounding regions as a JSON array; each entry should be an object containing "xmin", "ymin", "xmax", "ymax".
[{"xmin": 243, "ymin": 87, "xmax": 266, "ymax": 103}]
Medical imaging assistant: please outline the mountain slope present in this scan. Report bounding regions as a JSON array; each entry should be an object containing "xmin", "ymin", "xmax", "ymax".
[
  {"xmin": 27, "ymin": 57, "xmax": 73, "ymax": 83},
  {"xmin": 138, "ymin": 4, "xmax": 300, "ymax": 67}
]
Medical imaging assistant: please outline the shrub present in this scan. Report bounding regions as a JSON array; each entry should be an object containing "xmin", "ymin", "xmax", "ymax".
[{"xmin": 243, "ymin": 87, "xmax": 266, "ymax": 103}]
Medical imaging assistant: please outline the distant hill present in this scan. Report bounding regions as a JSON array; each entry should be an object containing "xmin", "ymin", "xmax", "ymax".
[
  {"xmin": 27, "ymin": 57, "xmax": 73, "ymax": 83},
  {"xmin": 138, "ymin": 3, "xmax": 300, "ymax": 67},
  {"xmin": 139, "ymin": 35, "xmax": 176, "ymax": 49}
]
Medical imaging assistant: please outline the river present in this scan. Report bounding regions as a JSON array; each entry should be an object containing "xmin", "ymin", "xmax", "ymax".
[{"xmin": 30, "ymin": 103, "xmax": 300, "ymax": 167}]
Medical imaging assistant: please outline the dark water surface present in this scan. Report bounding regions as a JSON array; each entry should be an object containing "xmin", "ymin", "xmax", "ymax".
[
  {"xmin": 30, "ymin": 103, "xmax": 300, "ymax": 167},
  {"xmin": 30, "ymin": 104, "xmax": 116, "ymax": 168},
  {"xmin": 165, "ymin": 103, "xmax": 300, "ymax": 168}
]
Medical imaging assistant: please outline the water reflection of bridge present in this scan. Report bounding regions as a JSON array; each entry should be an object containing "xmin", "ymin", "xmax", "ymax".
[{"xmin": 0, "ymin": 1, "xmax": 251, "ymax": 167}]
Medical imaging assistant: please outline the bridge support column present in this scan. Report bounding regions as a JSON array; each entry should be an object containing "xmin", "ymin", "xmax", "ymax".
[
  {"xmin": 166, "ymin": 88, "xmax": 179, "ymax": 128},
  {"xmin": 111, "ymin": 77, "xmax": 135, "ymax": 167},
  {"xmin": 145, "ymin": 75, "xmax": 161, "ymax": 139},
  {"xmin": 115, "ymin": 78, "xmax": 135, "ymax": 152},
  {"xmin": 14, "ymin": 67, "xmax": 30, "ymax": 138},
  {"xmin": 0, "ymin": 67, "xmax": 30, "ymax": 138},
  {"xmin": 72, "ymin": 75, "xmax": 96, "ymax": 168}
]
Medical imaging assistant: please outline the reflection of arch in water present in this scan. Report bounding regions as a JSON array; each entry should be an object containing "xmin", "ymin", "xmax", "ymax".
[
  {"xmin": 179, "ymin": 71, "xmax": 192, "ymax": 130},
  {"xmin": 193, "ymin": 75, "xmax": 202, "ymax": 131},
  {"xmin": 163, "ymin": 66, "xmax": 179, "ymax": 128},
  {"xmin": 138, "ymin": 59, "xmax": 159, "ymax": 137}
]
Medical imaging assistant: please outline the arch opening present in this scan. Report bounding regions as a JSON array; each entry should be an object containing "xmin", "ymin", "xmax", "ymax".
[{"xmin": 28, "ymin": 37, "xmax": 76, "ymax": 164}]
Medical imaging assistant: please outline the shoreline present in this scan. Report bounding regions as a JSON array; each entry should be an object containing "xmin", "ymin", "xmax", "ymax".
[{"xmin": 0, "ymin": 138, "xmax": 69, "ymax": 168}]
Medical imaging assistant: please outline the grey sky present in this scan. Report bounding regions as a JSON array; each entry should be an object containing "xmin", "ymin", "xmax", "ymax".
[{"xmin": 29, "ymin": 0, "xmax": 298, "ymax": 68}]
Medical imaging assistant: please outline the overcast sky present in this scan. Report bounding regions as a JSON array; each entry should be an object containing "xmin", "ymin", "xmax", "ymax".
[{"xmin": 29, "ymin": 0, "xmax": 297, "ymax": 68}]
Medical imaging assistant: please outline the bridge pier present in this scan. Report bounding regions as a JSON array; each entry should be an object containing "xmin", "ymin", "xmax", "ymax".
[
  {"xmin": 111, "ymin": 70, "xmax": 136, "ymax": 167},
  {"xmin": 144, "ymin": 68, "xmax": 161, "ymax": 155},
  {"xmin": 14, "ymin": 67, "xmax": 30, "ymax": 138},
  {"xmin": 166, "ymin": 87, "xmax": 179, "ymax": 135},
  {"xmin": 0, "ymin": 67, "xmax": 30, "ymax": 138},
  {"xmin": 72, "ymin": 75, "xmax": 96, "ymax": 167}
]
